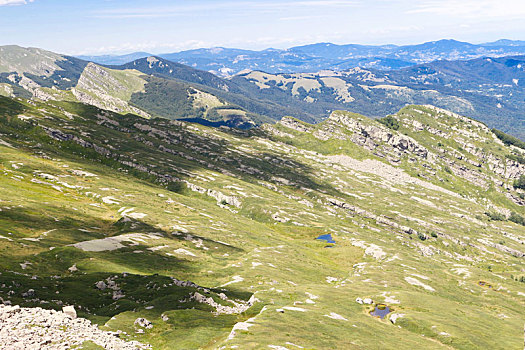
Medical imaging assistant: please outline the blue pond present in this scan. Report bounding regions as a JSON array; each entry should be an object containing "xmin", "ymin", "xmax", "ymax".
[
  {"xmin": 370, "ymin": 305, "xmax": 391, "ymax": 319},
  {"xmin": 316, "ymin": 234, "xmax": 335, "ymax": 244}
]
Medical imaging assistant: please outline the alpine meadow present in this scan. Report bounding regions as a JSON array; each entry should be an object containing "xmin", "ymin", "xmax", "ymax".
[{"xmin": 0, "ymin": 1, "xmax": 524, "ymax": 349}]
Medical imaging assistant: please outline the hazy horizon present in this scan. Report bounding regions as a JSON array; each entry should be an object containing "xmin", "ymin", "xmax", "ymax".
[
  {"xmin": 72, "ymin": 38, "xmax": 524, "ymax": 57},
  {"xmin": 1, "ymin": 0, "xmax": 524, "ymax": 56}
]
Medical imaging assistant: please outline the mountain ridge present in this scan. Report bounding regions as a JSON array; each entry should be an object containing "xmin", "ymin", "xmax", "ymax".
[
  {"xmin": 1, "ymin": 44, "xmax": 524, "ymax": 140},
  {"xmin": 77, "ymin": 39, "xmax": 525, "ymax": 75}
]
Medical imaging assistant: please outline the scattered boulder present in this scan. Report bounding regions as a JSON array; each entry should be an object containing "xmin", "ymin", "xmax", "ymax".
[
  {"xmin": 21, "ymin": 289, "xmax": 35, "ymax": 298},
  {"xmin": 95, "ymin": 280, "xmax": 107, "ymax": 290},
  {"xmin": 134, "ymin": 318, "xmax": 153, "ymax": 329},
  {"xmin": 112, "ymin": 290, "xmax": 125, "ymax": 300},
  {"xmin": 390, "ymin": 313, "xmax": 404, "ymax": 324},
  {"xmin": 324, "ymin": 312, "xmax": 348, "ymax": 321},
  {"xmin": 62, "ymin": 305, "xmax": 77, "ymax": 319}
]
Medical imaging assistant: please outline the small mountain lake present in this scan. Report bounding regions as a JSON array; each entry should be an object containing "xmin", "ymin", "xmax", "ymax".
[
  {"xmin": 316, "ymin": 233, "xmax": 335, "ymax": 244},
  {"xmin": 370, "ymin": 304, "xmax": 391, "ymax": 319}
]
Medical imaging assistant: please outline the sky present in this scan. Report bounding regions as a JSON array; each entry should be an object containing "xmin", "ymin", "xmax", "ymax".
[{"xmin": 1, "ymin": 0, "xmax": 524, "ymax": 55}]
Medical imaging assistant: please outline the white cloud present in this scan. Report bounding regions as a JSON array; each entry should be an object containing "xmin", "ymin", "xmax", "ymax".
[
  {"xmin": 0, "ymin": 0, "xmax": 33, "ymax": 5},
  {"xmin": 92, "ymin": 2, "xmax": 231, "ymax": 19},
  {"xmin": 93, "ymin": 0, "xmax": 361, "ymax": 19},
  {"xmin": 72, "ymin": 40, "xmax": 210, "ymax": 56},
  {"xmin": 408, "ymin": 0, "xmax": 525, "ymax": 19},
  {"xmin": 279, "ymin": 15, "xmax": 327, "ymax": 21},
  {"xmin": 363, "ymin": 25, "xmax": 421, "ymax": 36},
  {"xmin": 293, "ymin": 0, "xmax": 359, "ymax": 6}
]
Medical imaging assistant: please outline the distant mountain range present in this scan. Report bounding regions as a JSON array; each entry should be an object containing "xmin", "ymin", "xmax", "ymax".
[
  {"xmin": 1, "ymin": 44, "xmax": 525, "ymax": 139},
  {"xmin": 78, "ymin": 39, "xmax": 525, "ymax": 76},
  {"xmin": 231, "ymin": 55, "xmax": 525, "ymax": 139}
]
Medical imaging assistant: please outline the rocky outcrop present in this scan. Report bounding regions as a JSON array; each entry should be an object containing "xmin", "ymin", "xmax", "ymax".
[
  {"xmin": 72, "ymin": 63, "xmax": 150, "ymax": 118},
  {"xmin": 329, "ymin": 112, "xmax": 428, "ymax": 159},
  {"xmin": 477, "ymin": 238, "xmax": 525, "ymax": 258},
  {"xmin": 279, "ymin": 117, "xmax": 311, "ymax": 133},
  {"xmin": 326, "ymin": 197, "xmax": 427, "ymax": 239},
  {"xmin": 185, "ymin": 181, "xmax": 242, "ymax": 208},
  {"xmin": 185, "ymin": 292, "xmax": 257, "ymax": 315},
  {"xmin": 42, "ymin": 126, "xmax": 111, "ymax": 157},
  {"xmin": 0, "ymin": 304, "xmax": 149, "ymax": 349}
]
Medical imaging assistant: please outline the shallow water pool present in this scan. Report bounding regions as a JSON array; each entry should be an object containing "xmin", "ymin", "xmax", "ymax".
[{"xmin": 370, "ymin": 304, "xmax": 391, "ymax": 319}]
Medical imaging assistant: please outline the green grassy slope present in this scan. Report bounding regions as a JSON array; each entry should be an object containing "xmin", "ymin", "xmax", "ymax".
[
  {"xmin": 0, "ymin": 95, "xmax": 523, "ymax": 349},
  {"xmin": 0, "ymin": 45, "xmax": 87, "ymax": 91},
  {"xmin": 118, "ymin": 57, "xmax": 322, "ymax": 124}
]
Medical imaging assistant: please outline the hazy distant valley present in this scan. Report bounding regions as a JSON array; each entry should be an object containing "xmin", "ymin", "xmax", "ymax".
[{"xmin": 2, "ymin": 40, "xmax": 525, "ymax": 140}]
